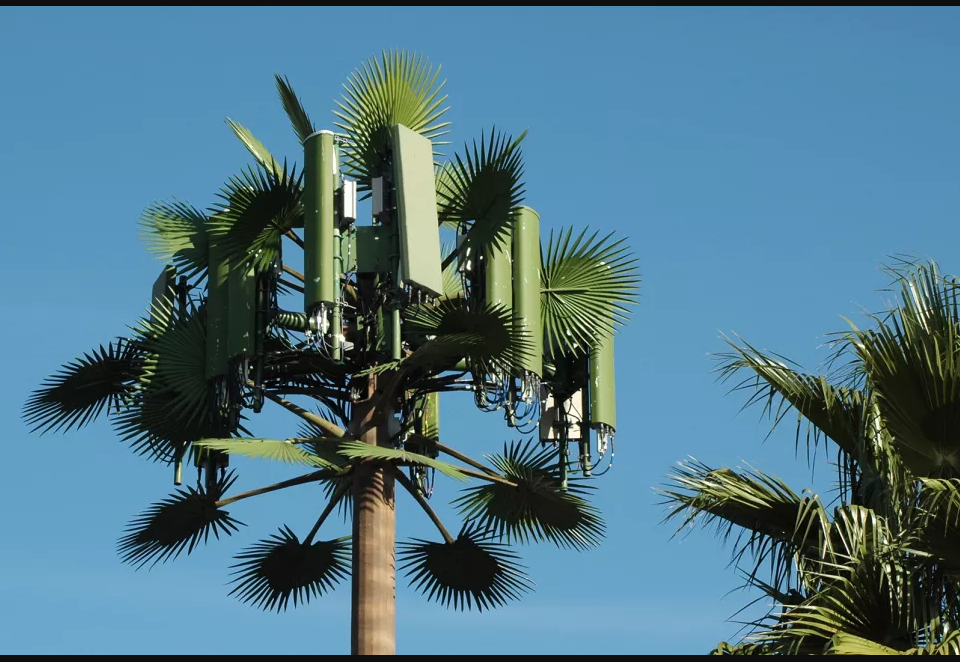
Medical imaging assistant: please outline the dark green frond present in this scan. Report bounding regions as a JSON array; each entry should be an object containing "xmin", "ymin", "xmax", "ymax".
[
  {"xmin": 23, "ymin": 339, "xmax": 143, "ymax": 435},
  {"xmin": 397, "ymin": 526, "xmax": 534, "ymax": 611},
  {"xmin": 138, "ymin": 200, "xmax": 209, "ymax": 281},
  {"xmin": 336, "ymin": 440, "xmax": 465, "ymax": 481},
  {"xmin": 334, "ymin": 50, "xmax": 450, "ymax": 190},
  {"xmin": 118, "ymin": 470, "xmax": 243, "ymax": 568},
  {"xmin": 541, "ymin": 227, "xmax": 640, "ymax": 358},
  {"xmin": 438, "ymin": 128, "xmax": 526, "ymax": 260},
  {"xmin": 710, "ymin": 642, "xmax": 770, "ymax": 655},
  {"xmin": 275, "ymin": 74, "xmax": 315, "ymax": 143},
  {"xmin": 453, "ymin": 440, "xmax": 605, "ymax": 550},
  {"xmin": 207, "ymin": 163, "xmax": 303, "ymax": 272},
  {"xmin": 229, "ymin": 527, "xmax": 350, "ymax": 611},
  {"xmin": 225, "ymin": 119, "xmax": 282, "ymax": 176}
]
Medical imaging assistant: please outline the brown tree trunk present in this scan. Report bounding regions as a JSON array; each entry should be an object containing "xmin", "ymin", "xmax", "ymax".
[{"xmin": 350, "ymin": 377, "xmax": 397, "ymax": 655}]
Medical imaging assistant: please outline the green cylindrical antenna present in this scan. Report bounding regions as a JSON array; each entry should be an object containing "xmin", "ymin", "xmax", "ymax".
[
  {"xmin": 589, "ymin": 326, "xmax": 617, "ymax": 456},
  {"xmin": 205, "ymin": 241, "xmax": 230, "ymax": 379},
  {"xmin": 485, "ymin": 234, "xmax": 513, "ymax": 311},
  {"xmin": 227, "ymin": 263, "xmax": 256, "ymax": 359},
  {"xmin": 512, "ymin": 206, "xmax": 543, "ymax": 385},
  {"xmin": 303, "ymin": 130, "xmax": 337, "ymax": 324}
]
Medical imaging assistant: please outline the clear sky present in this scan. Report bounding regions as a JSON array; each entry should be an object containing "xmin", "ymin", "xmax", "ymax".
[{"xmin": 1, "ymin": 6, "xmax": 959, "ymax": 656}]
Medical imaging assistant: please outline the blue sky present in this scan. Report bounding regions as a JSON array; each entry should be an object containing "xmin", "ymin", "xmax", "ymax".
[{"xmin": 2, "ymin": 6, "xmax": 959, "ymax": 655}]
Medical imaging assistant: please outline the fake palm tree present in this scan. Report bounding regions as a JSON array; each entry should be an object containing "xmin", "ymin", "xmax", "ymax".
[
  {"xmin": 25, "ymin": 51, "xmax": 640, "ymax": 655},
  {"xmin": 663, "ymin": 258, "xmax": 960, "ymax": 655}
]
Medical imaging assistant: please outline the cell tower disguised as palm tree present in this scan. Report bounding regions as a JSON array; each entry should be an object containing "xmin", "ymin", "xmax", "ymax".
[{"xmin": 25, "ymin": 51, "xmax": 640, "ymax": 655}]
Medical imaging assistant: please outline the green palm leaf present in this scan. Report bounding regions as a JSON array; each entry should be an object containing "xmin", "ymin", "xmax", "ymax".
[
  {"xmin": 225, "ymin": 118, "xmax": 282, "ymax": 177},
  {"xmin": 229, "ymin": 527, "xmax": 350, "ymax": 611},
  {"xmin": 207, "ymin": 163, "xmax": 303, "ymax": 272},
  {"xmin": 23, "ymin": 339, "xmax": 143, "ymax": 435},
  {"xmin": 441, "ymin": 241, "xmax": 465, "ymax": 298},
  {"xmin": 118, "ymin": 470, "xmax": 243, "ymax": 568},
  {"xmin": 453, "ymin": 440, "xmax": 605, "ymax": 550},
  {"xmin": 138, "ymin": 200, "xmax": 209, "ymax": 281},
  {"xmin": 336, "ymin": 439, "xmax": 466, "ymax": 481},
  {"xmin": 333, "ymin": 49, "xmax": 450, "ymax": 190},
  {"xmin": 275, "ymin": 74, "xmax": 316, "ymax": 144},
  {"xmin": 397, "ymin": 526, "xmax": 534, "ymax": 611},
  {"xmin": 438, "ymin": 128, "xmax": 526, "ymax": 263},
  {"xmin": 541, "ymin": 227, "xmax": 640, "ymax": 358},
  {"xmin": 193, "ymin": 438, "xmax": 340, "ymax": 470}
]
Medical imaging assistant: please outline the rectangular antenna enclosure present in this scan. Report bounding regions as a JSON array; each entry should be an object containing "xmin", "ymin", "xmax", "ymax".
[
  {"xmin": 227, "ymin": 264, "xmax": 256, "ymax": 358},
  {"xmin": 511, "ymin": 206, "xmax": 543, "ymax": 377},
  {"xmin": 355, "ymin": 225, "xmax": 396, "ymax": 274},
  {"xmin": 303, "ymin": 130, "xmax": 338, "ymax": 310},
  {"xmin": 539, "ymin": 389, "xmax": 584, "ymax": 441},
  {"xmin": 391, "ymin": 123, "xmax": 444, "ymax": 297},
  {"xmin": 150, "ymin": 265, "xmax": 177, "ymax": 319},
  {"xmin": 589, "ymin": 330, "xmax": 617, "ymax": 431},
  {"xmin": 371, "ymin": 177, "xmax": 385, "ymax": 217},
  {"xmin": 341, "ymin": 179, "xmax": 357, "ymax": 224},
  {"xmin": 205, "ymin": 244, "xmax": 230, "ymax": 379}
]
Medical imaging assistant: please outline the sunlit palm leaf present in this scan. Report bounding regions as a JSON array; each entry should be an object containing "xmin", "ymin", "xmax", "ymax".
[
  {"xmin": 275, "ymin": 74, "xmax": 316, "ymax": 144},
  {"xmin": 397, "ymin": 526, "xmax": 534, "ymax": 611},
  {"xmin": 334, "ymin": 50, "xmax": 450, "ymax": 190},
  {"xmin": 541, "ymin": 227, "xmax": 640, "ymax": 358},
  {"xmin": 453, "ymin": 440, "xmax": 605, "ymax": 550},
  {"xmin": 23, "ymin": 339, "xmax": 143, "ymax": 435},
  {"xmin": 207, "ymin": 163, "xmax": 303, "ymax": 272},
  {"xmin": 441, "ymin": 242, "xmax": 465, "ymax": 298},
  {"xmin": 229, "ymin": 527, "xmax": 350, "ymax": 611},
  {"xmin": 193, "ymin": 438, "xmax": 339, "ymax": 469},
  {"xmin": 225, "ymin": 118, "xmax": 281, "ymax": 176},
  {"xmin": 336, "ymin": 440, "xmax": 465, "ymax": 481},
  {"xmin": 118, "ymin": 470, "xmax": 243, "ymax": 568},
  {"xmin": 138, "ymin": 200, "xmax": 209, "ymax": 281},
  {"xmin": 438, "ymin": 128, "xmax": 526, "ymax": 262}
]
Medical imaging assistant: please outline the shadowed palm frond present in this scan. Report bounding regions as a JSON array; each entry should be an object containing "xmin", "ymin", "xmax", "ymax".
[
  {"xmin": 138, "ymin": 200, "xmax": 209, "ymax": 281},
  {"xmin": 23, "ymin": 339, "xmax": 143, "ymax": 435},
  {"xmin": 709, "ymin": 642, "xmax": 770, "ymax": 655},
  {"xmin": 207, "ymin": 163, "xmax": 303, "ymax": 272},
  {"xmin": 336, "ymin": 440, "xmax": 465, "ymax": 481},
  {"xmin": 437, "ymin": 128, "xmax": 526, "ymax": 262},
  {"xmin": 441, "ymin": 241, "xmax": 465, "ymax": 298},
  {"xmin": 118, "ymin": 470, "xmax": 243, "ymax": 568},
  {"xmin": 334, "ymin": 49, "xmax": 449, "ymax": 190},
  {"xmin": 541, "ymin": 227, "xmax": 640, "ymax": 358},
  {"xmin": 275, "ymin": 74, "xmax": 315, "ymax": 143},
  {"xmin": 453, "ymin": 440, "xmax": 605, "ymax": 550},
  {"xmin": 229, "ymin": 527, "xmax": 350, "ymax": 611},
  {"xmin": 397, "ymin": 526, "xmax": 534, "ymax": 611}
]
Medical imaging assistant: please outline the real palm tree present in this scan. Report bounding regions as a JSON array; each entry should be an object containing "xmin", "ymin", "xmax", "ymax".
[
  {"xmin": 24, "ymin": 51, "xmax": 640, "ymax": 655},
  {"xmin": 662, "ymin": 258, "xmax": 960, "ymax": 655}
]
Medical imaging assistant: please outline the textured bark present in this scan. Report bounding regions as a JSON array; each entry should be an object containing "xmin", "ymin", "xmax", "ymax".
[{"xmin": 350, "ymin": 379, "xmax": 396, "ymax": 655}]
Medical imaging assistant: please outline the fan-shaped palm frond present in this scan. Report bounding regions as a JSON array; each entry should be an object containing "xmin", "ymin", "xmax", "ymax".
[
  {"xmin": 118, "ymin": 470, "xmax": 243, "ymax": 568},
  {"xmin": 336, "ymin": 440, "xmax": 465, "ymax": 481},
  {"xmin": 225, "ymin": 119, "xmax": 281, "ymax": 177},
  {"xmin": 334, "ymin": 49, "xmax": 450, "ymax": 190},
  {"xmin": 437, "ymin": 128, "xmax": 526, "ymax": 263},
  {"xmin": 541, "ymin": 227, "xmax": 640, "ymax": 358},
  {"xmin": 709, "ymin": 642, "xmax": 770, "ymax": 655},
  {"xmin": 275, "ymin": 74, "xmax": 315, "ymax": 144},
  {"xmin": 207, "ymin": 163, "xmax": 303, "ymax": 272},
  {"xmin": 194, "ymin": 438, "xmax": 340, "ymax": 469},
  {"xmin": 229, "ymin": 527, "xmax": 350, "ymax": 611},
  {"xmin": 23, "ymin": 339, "xmax": 143, "ymax": 435},
  {"xmin": 453, "ymin": 440, "xmax": 605, "ymax": 550},
  {"xmin": 138, "ymin": 200, "xmax": 209, "ymax": 281},
  {"xmin": 397, "ymin": 526, "xmax": 534, "ymax": 611},
  {"xmin": 441, "ymin": 241, "xmax": 465, "ymax": 298}
]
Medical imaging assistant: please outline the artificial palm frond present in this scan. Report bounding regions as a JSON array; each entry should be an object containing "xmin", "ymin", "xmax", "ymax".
[
  {"xmin": 336, "ymin": 439, "xmax": 465, "ymax": 481},
  {"xmin": 404, "ymin": 298, "xmax": 533, "ymax": 380},
  {"xmin": 441, "ymin": 241, "xmax": 465, "ymax": 298},
  {"xmin": 138, "ymin": 200, "xmax": 209, "ymax": 281},
  {"xmin": 207, "ymin": 163, "xmax": 303, "ymax": 272},
  {"xmin": 118, "ymin": 470, "xmax": 243, "ymax": 568},
  {"xmin": 225, "ymin": 118, "xmax": 282, "ymax": 177},
  {"xmin": 541, "ymin": 227, "xmax": 640, "ymax": 358},
  {"xmin": 275, "ymin": 74, "xmax": 315, "ymax": 144},
  {"xmin": 23, "ymin": 339, "xmax": 143, "ymax": 435},
  {"xmin": 397, "ymin": 526, "xmax": 534, "ymax": 611},
  {"xmin": 229, "ymin": 527, "xmax": 350, "ymax": 611},
  {"xmin": 454, "ymin": 440, "xmax": 605, "ymax": 550},
  {"xmin": 709, "ymin": 642, "xmax": 770, "ymax": 655},
  {"xmin": 437, "ymin": 128, "xmax": 526, "ymax": 262},
  {"xmin": 193, "ymin": 438, "xmax": 340, "ymax": 469},
  {"xmin": 334, "ymin": 49, "xmax": 450, "ymax": 190}
]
